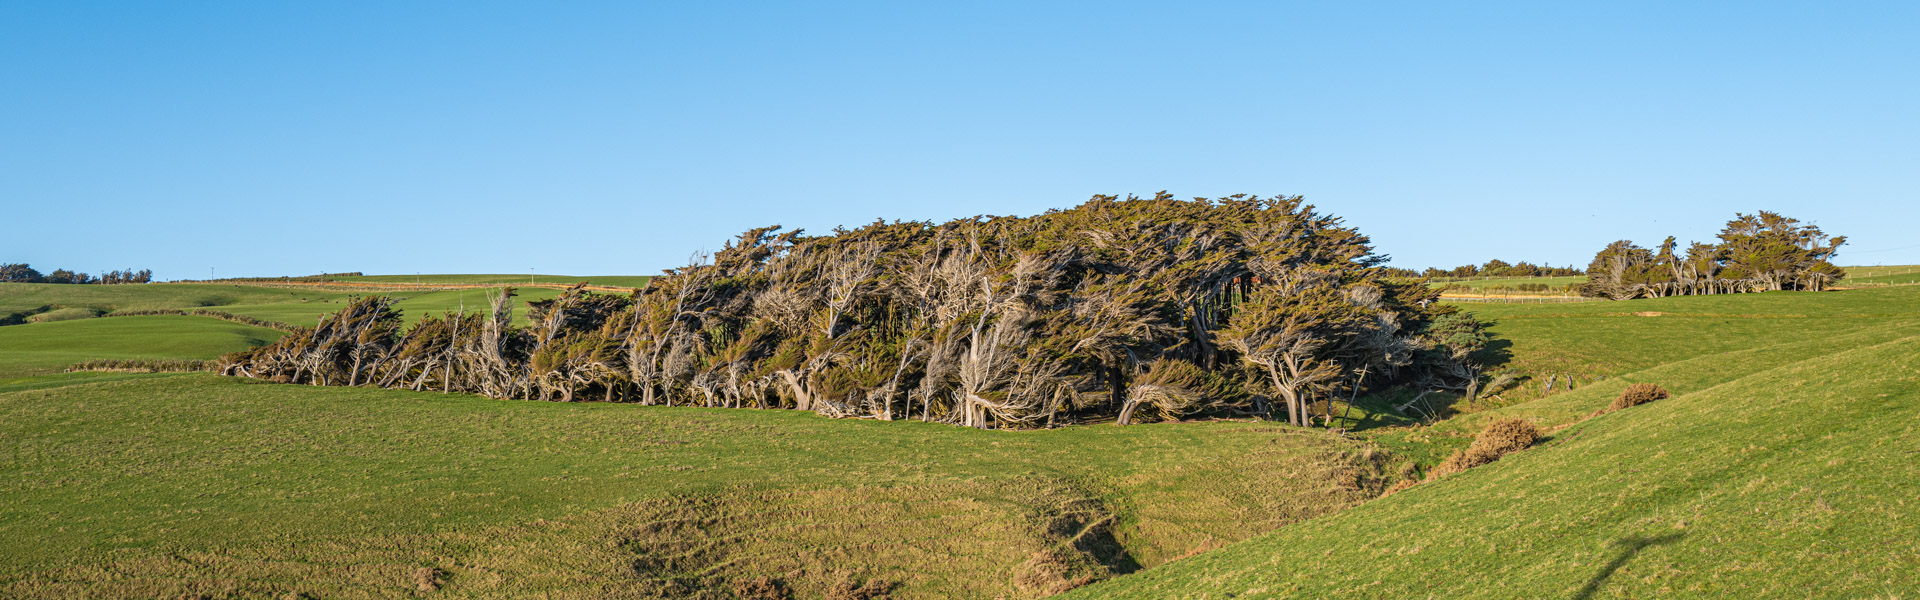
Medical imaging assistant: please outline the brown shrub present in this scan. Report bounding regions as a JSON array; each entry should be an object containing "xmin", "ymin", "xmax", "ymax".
[
  {"xmin": 733, "ymin": 576, "xmax": 789, "ymax": 600},
  {"xmin": 1610, "ymin": 383, "xmax": 1670, "ymax": 411},
  {"xmin": 1427, "ymin": 418, "xmax": 1540, "ymax": 480},
  {"xmin": 411, "ymin": 567, "xmax": 441, "ymax": 593},
  {"xmin": 1470, "ymin": 418, "xmax": 1539, "ymax": 457}
]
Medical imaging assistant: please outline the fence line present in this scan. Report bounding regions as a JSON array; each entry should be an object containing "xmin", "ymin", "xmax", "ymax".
[{"xmin": 1442, "ymin": 296, "xmax": 1595, "ymax": 304}]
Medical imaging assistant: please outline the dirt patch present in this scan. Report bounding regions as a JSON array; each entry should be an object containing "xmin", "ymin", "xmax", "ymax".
[{"xmin": 1634, "ymin": 311, "xmax": 1665, "ymax": 317}]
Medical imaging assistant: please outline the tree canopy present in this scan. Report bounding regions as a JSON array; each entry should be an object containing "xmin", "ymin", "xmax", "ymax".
[
  {"xmin": 1580, "ymin": 211, "xmax": 1844, "ymax": 299},
  {"xmin": 0, "ymin": 264, "xmax": 151, "ymax": 284},
  {"xmin": 223, "ymin": 194, "xmax": 1489, "ymax": 429}
]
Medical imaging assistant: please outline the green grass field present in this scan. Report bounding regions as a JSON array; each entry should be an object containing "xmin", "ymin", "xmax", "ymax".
[
  {"xmin": 0, "ymin": 315, "xmax": 283, "ymax": 378},
  {"xmin": 1067, "ymin": 286, "xmax": 1920, "ymax": 598},
  {"xmin": 0, "ymin": 375, "xmax": 1396, "ymax": 599},
  {"xmin": 1, "ymin": 282, "xmax": 566, "ymax": 332},
  {"xmin": 214, "ymin": 287, "xmax": 564, "ymax": 328},
  {"xmin": 0, "ymin": 282, "xmax": 349, "ymax": 320},
  {"xmin": 4, "ymin": 279, "xmax": 1916, "ymax": 598},
  {"xmin": 322, "ymin": 273, "xmax": 652, "ymax": 287}
]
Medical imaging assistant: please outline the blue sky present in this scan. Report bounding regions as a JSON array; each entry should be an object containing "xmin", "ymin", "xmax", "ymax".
[{"xmin": 4, "ymin": 2, "xmax": 1916, "ymax": 279}]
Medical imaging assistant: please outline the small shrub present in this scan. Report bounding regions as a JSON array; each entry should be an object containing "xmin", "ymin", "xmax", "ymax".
[
  {"xmin": 1610, "ymin": 383, "xmax": 1669, "ymax": 411},
  {"xmin": 1427, "ymin": 418, "xmax": 1539, "ymax": 480},
  {"xmin": 1470, "ymin": 418, "xmax": 1539, "ymax": 456},
  {"xmin": 733, "ymin": 576, "xmax": 790, "ymax": 600}
]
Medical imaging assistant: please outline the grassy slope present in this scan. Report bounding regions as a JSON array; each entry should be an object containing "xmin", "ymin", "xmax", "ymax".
[
  {"xmin": 0, "ymin": 375, "xmax": 1396, "ymax": 599},
  {"xmin": 0, "ymin": 316, "xmax": 283, "ymax": 378},
  {"xmin": 1071, "ymin": 288, "xmax": 1920, "ymax": 599}
]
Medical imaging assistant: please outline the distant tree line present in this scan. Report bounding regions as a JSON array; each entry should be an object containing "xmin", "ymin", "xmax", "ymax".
[
  {"xmin": 1580, "ymin": 211, "xmax": 1844, "ymax": 300},
  {"xmin": 217, "ymin": 272, "xmax": 364, "ymax": 283},
  {"xmin": 0, "ymin": 263, "xmax": 152, "ymax": 284},
  {"xmin": 222, "ymin": 194, "xmax": 1497, "ymax": 429},
  {"xmin": 1420, "ymin": 260, "xmax": 1584, "ymax": 279}
]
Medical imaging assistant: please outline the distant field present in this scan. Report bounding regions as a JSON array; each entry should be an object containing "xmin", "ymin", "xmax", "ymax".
[
  {"xmin": 1, "ymin": 281, "xmax": 566, "ymax": 330},
  {"xmin": 0, "ymin": 282, "xmax": 348, "ymax": 318},
  {"xmin": 1841, "ymin": 264, "xmax": 1920, "ymax": 285},
  {"xmin": 0, "ymin": 315, "xmax": 282, "ymax": 378},
  {"xmin": 321, "ymin": 273, "xmax": 650, "ymax": 287},
  {"xmin": 1427, "ymin": 276, "xmax": 1584, "ymax": 298},
  {"xmin": 215, "ymin": 286, "xmax": 564, "ymax": 328},
  {"xmin": 0, "ymin": 374, "xmax": 1395, "ymax": 599}
]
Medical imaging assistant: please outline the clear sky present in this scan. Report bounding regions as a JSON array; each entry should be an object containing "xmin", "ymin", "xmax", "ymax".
[{"xmin": 4, "ymin": 2, "xmax": 1916, "ymax": 280}]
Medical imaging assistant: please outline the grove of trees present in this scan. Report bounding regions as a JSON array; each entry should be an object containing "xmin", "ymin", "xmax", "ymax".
[
  {"xmin": 1421, "ymin": 260, "xmax": 1583, "ymax": 279},
  {"xmin": 1579, "ymin": 211, "xmax": 1845, "ymax": 300},
  {"xmin": 222, "ymin": 194, "xmax": 1496, "ymax": 429},
  {"xmin": 0, "ymin": 264, "xmax": 152, "ymax": 284}
]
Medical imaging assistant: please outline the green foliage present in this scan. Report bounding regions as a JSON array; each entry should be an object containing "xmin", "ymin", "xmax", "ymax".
[
  {"xmin": 221, "ymin": 195, "xmax": 1468, "ymax": 430},
  {"xmin": 1582, "ymin": 211, "xmax": 1846, "ymax": 300}
]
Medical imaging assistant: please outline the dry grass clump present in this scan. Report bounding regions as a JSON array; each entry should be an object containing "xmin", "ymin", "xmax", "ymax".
[
  {"xmin": 1429, "ymin": 418, "xmax": 1539, "ymax": 479},
  {"xmin": 824, "ymin": 575, "xmax": 893, "ymax": 600},
  {"xmin": 1610, "ymin": 383, "xmax": 1670, "ymax": 411},
  {"xmin": 733, "ymin": 576, "xmax": 789, "ymax": 600},
  {"xmin": 411, "ymin": 567, "xmax": 441, "ymax": 593},
  {"xmin": 1378, "ymin": 478, "xmax": 1420, "ymax": 497}
]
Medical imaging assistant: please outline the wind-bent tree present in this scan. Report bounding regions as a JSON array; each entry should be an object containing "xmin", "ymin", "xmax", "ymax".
[
  {"xmin": 222, "ymin": 194, "xmax": 1487, "ymax": 429},
  {"xmin": 1580, "ymin": 211, "xmax": 1845, "ymax": 300}
]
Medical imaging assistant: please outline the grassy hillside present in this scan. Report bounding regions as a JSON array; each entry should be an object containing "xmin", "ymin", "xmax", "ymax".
[
  {"xmin": 1069, "ymin": 290, "xmax": 1920, "ymax": 598},
  {"xmin": 6, "ymin": 279, "xmax": 1914, "ymax": 598},
  {"xmin": 0, "ymin": 316, "xmax": 283, "ymax": 378},
  {"xmin": 0, "ymin": 374, "xmax": 1398, "ymax": 599}
]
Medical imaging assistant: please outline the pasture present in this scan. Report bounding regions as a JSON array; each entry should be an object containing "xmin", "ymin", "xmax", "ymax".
[
  {"xmin": 1071, "ymin": 286, "xmax": 1920, "ymax": 598},
  {"xmin": 0, "ymin": 374, "xmax": 1395, "ymax": 599},
  {"xmin": 2, "ymin": 279, "xmax": 1917, "ymax": 598}
]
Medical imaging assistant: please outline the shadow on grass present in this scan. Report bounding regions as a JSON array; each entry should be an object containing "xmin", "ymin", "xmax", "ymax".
[{"xmin": 1571, "ymin": 533, "xmax": 1685, "ymax": 600}]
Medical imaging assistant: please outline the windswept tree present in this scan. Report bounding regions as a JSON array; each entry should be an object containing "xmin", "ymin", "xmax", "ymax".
[
  {"xmin": 1579, "ymin": 211, "xmax": 1844, "ymax": 300},
  {"xmin": 222, "ymin": 194, "xmax": 1481, "ymax": 430}
]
